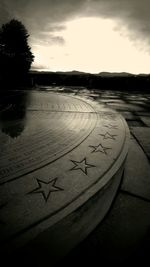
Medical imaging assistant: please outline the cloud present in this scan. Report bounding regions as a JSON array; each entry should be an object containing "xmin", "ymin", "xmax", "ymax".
[
  {"xmin": 31, "ymin": 32, "xmax": 65, "ymax": 47},
  {"xmin": 0, "ymin": 0, "xmax": 87, "ymax": 47},
  {"xmin": 86, "ymin": 0, "xmax": 150, "ymax": 44},
  {"xmin": 1, "ymin": 0, "xmax": 150, "ymax": 49},
  {"xmin": 0, "ymin": 0, "xmax": 86, "ymax": 33},
  {"xmin": 0, "ymin": 1, "xmax": 11, "ymax": 24}
]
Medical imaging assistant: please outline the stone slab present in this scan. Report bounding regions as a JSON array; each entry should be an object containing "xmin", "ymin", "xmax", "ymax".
[
  {"xmin": 127, "ymin": 120, "xmax": 145, "ymax": 127},
  {"xmin": 99, "ymin": 99, "xmax": 125, "ymax": 104},
  {"xmin": 64, "ymin": 193, "xmax": 150, "ymax": 265},
  {"xmin": 122, "ymin": 138, "xmax": 150, "ymax": 200},
  {"xmin": 106, "ymin": 103, "xmax": 145, "ymax": 112},
  {"xmin": 0, "ymin": 91, "xmax": 129, "ymax": 258},
  {"xmin": 131, "ymin": 127, "xmax": 150, "ymax": 159},
  {"xmin": 140, "ymin": 116, "xmax": 150, "ymax": 127},
  {"xmin": 136, "ymin": 112, "xmax": 150, "ymax": 117},
  {"xmin": 118, "ymin": 111, "xmax": 138, "ymax": 120}
]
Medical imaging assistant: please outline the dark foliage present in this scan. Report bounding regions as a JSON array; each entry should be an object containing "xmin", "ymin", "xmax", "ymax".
[
  {"xmin": 29, "ymin": 71, "xmax": 150, "ymax": 92},
  {"xmin": 0, "ymin": 19, "xmax": 34, "ymax": 87}
]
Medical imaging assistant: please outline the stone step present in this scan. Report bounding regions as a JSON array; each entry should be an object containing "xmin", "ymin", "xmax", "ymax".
[{"xmin": 0, "ymin": 91, "xmax": 130, "ymax": 264}]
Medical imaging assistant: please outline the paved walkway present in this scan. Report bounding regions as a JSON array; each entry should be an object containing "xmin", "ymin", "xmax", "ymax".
[
  {"xmin": 46, "ymin": 87, "xmax": 150, "ymax": 266},
  {"xmin": 0, "ymin": 87, "xmax": 150, "ymax": 266}
]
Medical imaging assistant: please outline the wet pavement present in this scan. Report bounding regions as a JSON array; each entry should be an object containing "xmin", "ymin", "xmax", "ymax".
[
  {"xmin": 44, "ymin": 86, "xmax": 150, "ymax": 266},
  {"xmin": 0, "ymin": 86, "xmax": 150, "ymax": 266}
]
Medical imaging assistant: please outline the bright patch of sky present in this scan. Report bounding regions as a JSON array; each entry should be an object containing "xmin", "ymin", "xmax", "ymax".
[{"xmin": 32, "ymin": 17, "xmax": 150, "ymax": 74}]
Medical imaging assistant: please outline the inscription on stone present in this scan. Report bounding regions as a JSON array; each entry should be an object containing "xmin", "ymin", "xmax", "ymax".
[{"xmin": 0, "ymin": 91, "xmax": 129, "ymax": 251}]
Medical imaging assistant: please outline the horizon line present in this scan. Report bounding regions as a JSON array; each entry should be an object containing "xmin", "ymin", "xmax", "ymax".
[{"xmin": 30, "ymin": 69, "xmax": 150, "ymax": 76}]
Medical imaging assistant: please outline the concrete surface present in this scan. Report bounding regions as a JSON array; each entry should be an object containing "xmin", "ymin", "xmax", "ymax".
[
  {"xmin": 57, "ymin": 87, "xmax": 150, "ymax": 267},
  {"xmin": 0, "ymin": 90, "xmax": 129, "ymax": 263},
  {"xmin": 0, "ymin": 86, "xmax": 150, "ymax": 266},
  {"xmin": 122, "ymin": 137, "xmax": 150, "ymax": 201}
]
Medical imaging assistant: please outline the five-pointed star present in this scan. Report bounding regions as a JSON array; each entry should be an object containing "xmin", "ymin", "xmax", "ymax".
[
  {"xmin": 99, "ymin": 132, "xmax": 117, "ymax": 140},
  {"xmin": 70, "ymin": 158, "xmax": 95, "ymax": 175},
  {"xmin": 104, "ymin": 124, "xmax": 118, "ymax": 129},
  {"xmin": 89, "ymin": 143, "xmax": 111, "ymax": 154},
  {"xmin": 29, "ymin": 178, "xmax": 63, "ymax": 202}
]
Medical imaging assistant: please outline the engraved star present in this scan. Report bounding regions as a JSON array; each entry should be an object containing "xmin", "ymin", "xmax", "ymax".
[
  {"xmin": 89, "ymin": 143, "xmax": 111, "ymax": 154},
  {"xmin": 104, "ymin": 124, "xmax": 118, "ymax": 129},
  {"xmin": 29, "ymin": 178, "xmax": 63, "ymax": 202},
  {"xmin": 70, "ymin": 158, "xmax": 95, "ymax": 175},
  {"xmin": 99, "ymin": 132, "xmax": 117, "ymax": 140}
]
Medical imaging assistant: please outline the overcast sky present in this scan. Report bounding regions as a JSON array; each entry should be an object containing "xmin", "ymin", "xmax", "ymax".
[{"xmin": 1, "ymin": 0, "xmax": 150, "ymax": 73}]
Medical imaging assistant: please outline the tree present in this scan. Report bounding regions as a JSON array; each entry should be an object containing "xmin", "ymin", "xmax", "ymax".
[{"xmin": 0, "ymin": 19, "xmax": 34, "ymax": 86}]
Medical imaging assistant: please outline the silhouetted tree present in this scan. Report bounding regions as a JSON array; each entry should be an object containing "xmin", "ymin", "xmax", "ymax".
[{"xmin": 0, "ymin": 19, "xmax": 34, "ymax": 86}]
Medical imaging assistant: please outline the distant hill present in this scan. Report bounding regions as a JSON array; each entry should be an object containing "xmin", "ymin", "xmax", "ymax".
[
  {"xmin": 30, "ymin": 69, "xmax": 150, "ymax": 77},
  {"xmin": 55, "ymin": 70, "xmax": 90, "ymax": 75},
  {"xmin": 98, "ymin": 72, "xmax": 133, "ymax": 77}
]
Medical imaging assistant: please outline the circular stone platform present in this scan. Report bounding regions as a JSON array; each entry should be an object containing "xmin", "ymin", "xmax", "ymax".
[{"xmin": 0, "ymin": 91, "xmax": 129, "ymax": 262}]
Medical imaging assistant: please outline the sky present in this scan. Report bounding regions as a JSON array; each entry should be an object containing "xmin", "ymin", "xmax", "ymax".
[{"xmin": 1, "ymin": 0, "xmax": 150, "ymax": 74}]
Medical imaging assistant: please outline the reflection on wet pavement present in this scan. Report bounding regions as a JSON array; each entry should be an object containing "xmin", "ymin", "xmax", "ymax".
[{"xmin": 0, "ymin": 91, "xmax": 29, "ymax": 138}]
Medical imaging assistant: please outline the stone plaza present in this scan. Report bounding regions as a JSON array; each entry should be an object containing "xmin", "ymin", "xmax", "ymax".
[{"xmin": 0, "ymin": 87, "xmax": 150, "ymax": 266}]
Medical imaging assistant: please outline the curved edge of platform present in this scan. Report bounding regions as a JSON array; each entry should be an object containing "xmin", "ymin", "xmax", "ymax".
[
  {"xmin": 4, "ymin": 118, "xmax": 130, "ymax": 265},
  {"xmin": 16, "ymin": 163, "xmax": 125, "ymax": 266}
]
